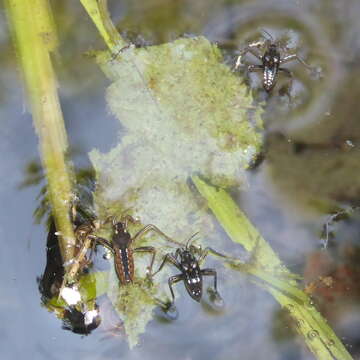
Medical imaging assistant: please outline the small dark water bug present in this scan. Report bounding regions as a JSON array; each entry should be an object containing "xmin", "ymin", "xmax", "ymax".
[
  {"xmin": 153, "ymin": 233, "xmax": 226, "ymax": 314},
  {"xmin": 73, "ymin": 214, "xmax": 174, "ymax": 285},
  {"xmin": 235, "ymin": 29, "xmax": 315, "ymax": 92}
]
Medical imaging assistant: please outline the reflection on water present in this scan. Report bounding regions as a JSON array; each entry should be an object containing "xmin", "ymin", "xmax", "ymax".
[
  {"xmin": 1, "ymin": 0, "xmax": 360, "ymax": 359},
  {"xmin": 204, "ymin": 1, "xmax": 344, "ymax": 133}
]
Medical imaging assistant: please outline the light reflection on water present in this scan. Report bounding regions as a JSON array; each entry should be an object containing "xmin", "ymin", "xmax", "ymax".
[{"xmin": 1, "ymin": 0, "xmax": 360, "ymax": 359}]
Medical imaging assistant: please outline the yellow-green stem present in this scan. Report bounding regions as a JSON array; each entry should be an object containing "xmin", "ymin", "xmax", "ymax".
[
  {"xmin": 5, "ymin": 0, "xmax": 75, "ymax": 265},
  {"xmin": 80, "ymin": 0, "xmax": 127, "ymax": 51},
  {"xmin": 192, "ymin": 175, "xmax": 353, "ymax": 360}
]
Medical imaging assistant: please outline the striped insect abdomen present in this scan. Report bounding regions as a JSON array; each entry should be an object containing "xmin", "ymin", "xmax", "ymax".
[{"xmin": 113, "ymin": 245, "xmax": 134, "ymax": 285}]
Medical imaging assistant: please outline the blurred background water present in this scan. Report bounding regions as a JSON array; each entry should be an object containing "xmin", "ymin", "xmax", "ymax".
[{"xmin": 1, "ymin": 0, "xmax": 360, "ymax": 359}]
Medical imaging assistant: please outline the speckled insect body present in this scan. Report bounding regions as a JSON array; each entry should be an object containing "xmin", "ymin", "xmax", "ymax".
[
  {"xmin": 153, "ymin": 234, "xmax": 225, "ymax": 312},
  {"xmin": 262, "ymin": 44, "xmax": 281, "ymax": 91},
  {"xmin": 235, "ymin": 30, "xmax": 315, "ymax": 93},
  {"xmin": 179, "ymin": 249, "xmax": 203, "ymax": 301}
]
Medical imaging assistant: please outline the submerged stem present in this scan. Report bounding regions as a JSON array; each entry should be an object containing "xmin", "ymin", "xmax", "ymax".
[{"xmin": 5, "ymin": 0, "xmax": 75, "ymax": 266}]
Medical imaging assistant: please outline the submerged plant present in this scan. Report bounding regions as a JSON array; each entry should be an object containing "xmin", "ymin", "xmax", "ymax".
[{"xmin": 4, "ymin": 0, "xmax": 355, "ymax": 357}]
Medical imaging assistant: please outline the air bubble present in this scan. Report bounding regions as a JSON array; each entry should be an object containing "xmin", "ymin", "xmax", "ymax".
[
  {"xmin": 306, "ymin": 298, "xmax": 315, "ymax": 308},
  {"xmin": 307, "ymin": 330, "xmax": 319, "ymax": 340}
]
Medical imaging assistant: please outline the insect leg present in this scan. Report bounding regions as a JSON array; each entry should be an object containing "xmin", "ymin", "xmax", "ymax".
[
  {"xmin": 152, "ymin": 273, "xmax": 183, "ymax": 318},
  {"xmin": 234, "ymin": 42, "xmax": 264, "ymax": 71},
  {"xmin": 234, "ymin": 63, "xmax": 264, "ymax": 88},
  {"xmin": 248, "ymin": 64, "xmax": 264, "ymax": 73},
  {"xmin": 201, "ymin": 268, "xmax": 218, "ymax": 291},
  {"xmin": 280, "ymin": 54, "xmax": 313, "ymax": 70},
  {"xmin": 120, "ymin": 214, "xmax": 140, "ymax": 229},
  {"xmin": 245, "ymin": 64, "xmax": 264, "ymax": 85},
  {"xmin": 167, "ymin": 274, "xmax": 184, "ymax": 307},
  {"xmin": 244, "ymin": 44, "xmax": 264, "ymax": 60},
  {"xmin": 201, "ymin": 268, "xmax": 224, "ymax": 307},
  {"xmin": 102, "ymin": 210, "xmax": 137, "ymax": 228},
  {"xmin": 102, "ymin": 215, "xmax": 117, "ymax": 227},
  {"xmin": 195, "ymin": 246, "xmax": 240, "ymax": 265},
  {"xmin": 279, "ymin": 68, "xmax": 294, "ymax": 98},
  {"xmin": 65, "ymin": 235, "xmax": 94, "ymax": 281},
  {"xmin": 279, "ymin": 67, "xmax": 293, "ymax": 77},
  {"xmin": 131, "ymin": 224, "xmax": 182, "ymax": 246},
  {"xmin": 152, "ymin": 253, "xmax": 181, "ymax": 277},
  {"xmin": 133, "ymin": 246, "xmax": 156, "ymax": 277},
  {"xmin": 91, "ymin": 235, "xmax": 115, "ymax": 254},
  {"xmin": 65, "ymin": 228, "xmax": 105, "ymax": 283}
]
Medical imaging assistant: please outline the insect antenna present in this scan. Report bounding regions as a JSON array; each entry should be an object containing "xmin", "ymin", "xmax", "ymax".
[
  {"xmin": 184, "ymin": 232, "xmax": 200, "ymax": 249},
  {"xmin": 260, "ymin": 28, "xmax": 274, "ymax": 42},
  {"xmin": 120, "ymin": 208, "xmax": 132, "ymax": 221}
]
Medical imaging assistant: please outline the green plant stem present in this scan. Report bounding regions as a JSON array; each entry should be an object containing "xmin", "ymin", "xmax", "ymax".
[
  {"xmin": 80, "ymin": 0, "xmax": 127, "ymax": 51},
  {"xmin": 5, "ymin": 0, "xmax": 75, "ymax": 266},
  {"xmin": 192, "ymin": 175, "xmax": 353, "ymax": 360}
]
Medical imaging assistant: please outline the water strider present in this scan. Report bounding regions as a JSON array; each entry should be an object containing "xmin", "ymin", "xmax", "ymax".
[
  {"xmin": 152, "ymin": 233, "xmax": 228, "ymax": 314},
  {"xmin": 72, "ymin": 214, "xmax": 176, "ymax": 285},
  {"xmin": 235, "ymin": 29, "xmax": 315, "ymax": 92}
]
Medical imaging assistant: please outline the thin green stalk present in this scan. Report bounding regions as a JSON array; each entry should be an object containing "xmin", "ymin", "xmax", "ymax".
[
  {"xmin": 80, "ymin": 0, "xmax": 127, "ymax": 51},
  {"xmin": 5, "ymin": 0, "xmax": 75, "ymax": 266},
  {"xmin": 192, "ymin": 175, "xmax": 353, "ymax": 360}
]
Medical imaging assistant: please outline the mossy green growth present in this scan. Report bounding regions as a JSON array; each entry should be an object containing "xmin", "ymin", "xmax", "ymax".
[
  {"xmin": 96, "ymin": 224, "xmax": 182, "ymax": 348},
  {"xmin": 107, "ymin": 274, "xmax": 157, "ymax": 349},
  {"xmin": 79, "ymin": 271, "xmax": 109, "ymax": 300},
  {"xmin": 91, "ymin": 36, "xmax": 262, "ymax": 218},
  {"xmin": 89, "ymin": 36, "xmax": 263, "ymax": 347}
]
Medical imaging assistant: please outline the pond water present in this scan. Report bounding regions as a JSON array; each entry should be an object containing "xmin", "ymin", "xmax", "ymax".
[{"xmin": 1, "ymin": 0, "xmax": 360, "ymax": 359}]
